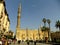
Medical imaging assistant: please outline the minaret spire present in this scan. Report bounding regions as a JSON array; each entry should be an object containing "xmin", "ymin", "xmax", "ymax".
[
  {"xmin": 17, "ymin": 3, "xmax": 21, "ymax": 28},
  {"xmin": 18, "ymin": 3, "xmax": 21, "ymax": 16}
]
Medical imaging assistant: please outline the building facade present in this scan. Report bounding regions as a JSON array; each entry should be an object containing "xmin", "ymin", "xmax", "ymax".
[
  {"xmin": 51, "ymin": 31, "xmax": 60, "ymax": 41},
  {"xmin": 16, "ymin": 4, "xmax": 48, "ymax": 41},
  {"xmin": 0, "ymin": 0, "xmax": 10, "ymax": 34}
]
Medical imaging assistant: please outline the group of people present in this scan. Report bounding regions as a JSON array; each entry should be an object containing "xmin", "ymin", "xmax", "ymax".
[
  {"xmin": 0, "ymin": 37, "xmax": 12, "ymax": 45},
  {"xmin": 0, "ymin": 37, "xmax": 17, "ymax": 45}
]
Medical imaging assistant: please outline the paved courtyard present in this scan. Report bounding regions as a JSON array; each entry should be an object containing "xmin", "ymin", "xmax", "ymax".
[{"xmin": 10, "ymin": 42, "xmax": 52, "ymax": 45}]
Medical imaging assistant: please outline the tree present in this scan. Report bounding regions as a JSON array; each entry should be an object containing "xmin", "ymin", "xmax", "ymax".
[
  {"xmin": 42, "ymin": 18, "xmax": 46, "ymax": 27},
  {"xmin": 14, "ymin": 35, "xmax": 16, "ymax": 39},
  {"xmin": 41, "ymin": 26, "xmax": 49, "ymax": 31},
  {"xmin": 6, "ymin": 35, "xmax": 12, "ymax": 39},
  {"xmin": 42, "ymin": 18, "xmax": 52, "ymax": 42},
  {"xmin": 5, "ymin": 30, "xmax": 13, "ymax": 39},
  {"xmin": 55, "ymin": 20, "xmax": 60, "ymax": 31},
  {"xmin": 47, "ymin": 19, "xmax": 51, "ymax": 41},
  {"xmin": 47, "ymin": 19, "xmax": 51, "ymax": 29}
]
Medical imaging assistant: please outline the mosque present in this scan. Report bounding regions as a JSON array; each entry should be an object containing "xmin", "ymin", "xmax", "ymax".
[{"xmin": 16, "ymin": 3, "xmax": 48, "ymax": 41}]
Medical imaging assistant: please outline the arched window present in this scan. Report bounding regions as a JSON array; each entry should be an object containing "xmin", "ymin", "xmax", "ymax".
[
  {"xmin": 30, "ymin": 37, "xmax": 32, "ymax": 40},
  {"xmin": 22, "ymin": 34, "xmax": 25, "ymax": 40},
  {"xmin": 36, "ymin": 37, "xmax": 38, "ymax": 40}
]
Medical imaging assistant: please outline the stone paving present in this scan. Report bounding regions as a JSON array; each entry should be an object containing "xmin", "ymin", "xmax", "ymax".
[{"xmin": 10, "ymin": 42, "xmax": 52, "ymax": 45}]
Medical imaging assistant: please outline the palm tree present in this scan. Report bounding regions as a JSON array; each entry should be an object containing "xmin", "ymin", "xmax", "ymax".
[
  {"xmin": 47, "ymin": 19, "xmax": 51, "ymax": 41},
  {"xmin": 42, "ymin": 18, "xmax": 46, "ymax": 27},
  {"xmin": 47, "ymin": 19, "xmax": 51, "ymax": 29},
  {"xmin": 55, "ymin": 20, "xmax": 60, "ymax": 31}
]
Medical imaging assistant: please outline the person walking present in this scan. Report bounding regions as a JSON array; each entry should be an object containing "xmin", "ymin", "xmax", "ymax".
[{"xmin": 0, "ymin": 39, "xmax": 2, "ymax": 45}]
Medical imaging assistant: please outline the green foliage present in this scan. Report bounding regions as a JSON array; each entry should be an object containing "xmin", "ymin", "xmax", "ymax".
[
  {"xmin": 55, "ymin": 20, "xmax": 60, "ymax": 30},
  {"xmin": 42, "ymin": 18, "xmax": 46, "ymax": 23},
  {"xmin": 41, "ymin": 26, "xmax": 49, "ymax": 31},
  {"xmin": 42, "ymin": 18, "xmax": 46, "ymax": 27},
  {"xmin": 42, "ymin": 18, "xmax": 51, "ymax": 29},
  {"xmin": 6, "ymin": 35, "xmax": 13, "ymax": 39},
  {"xmin": 47, "ymin": 19, "xmax": 51, "ymax": 24}
]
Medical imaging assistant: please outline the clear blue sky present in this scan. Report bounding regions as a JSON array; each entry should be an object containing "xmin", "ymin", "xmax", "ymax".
[{"xmin": 5, "ymin": 0, "xmax": 60, "ymax": 32}]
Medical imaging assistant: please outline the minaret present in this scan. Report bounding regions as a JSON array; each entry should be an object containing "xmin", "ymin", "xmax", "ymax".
[
  {"xmin": 16, "ymin": 4, "xmax": 21, "ymax": 29},
  {"xmin": 16, "ymin": 4, "xmax": 21, "ymax": 40}
]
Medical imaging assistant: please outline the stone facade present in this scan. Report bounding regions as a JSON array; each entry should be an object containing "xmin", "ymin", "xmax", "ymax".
[
  {"xmin": 51, "ymin": 31, "xmax": 60, "ymax": 39},
  {"xmin": 0, "ymin": 0, "xmax": 10, "ymax": 34},
  {"xmin": 16, "ymin": 29, "xmax": 48, "ymax": 41}
]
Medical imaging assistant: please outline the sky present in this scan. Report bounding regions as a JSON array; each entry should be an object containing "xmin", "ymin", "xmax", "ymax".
[{"xmin": 5, "ymin": 0, "xmax": 60, "ymax": 33}]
